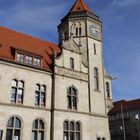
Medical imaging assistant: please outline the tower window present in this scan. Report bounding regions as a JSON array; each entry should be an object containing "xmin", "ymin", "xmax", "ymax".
[
  {"xmin": 10, "ymin": 79, "xmax": 24, "ymax": 104},
  {"xmin": 94, "ymin": 68, "xmax": 99, "ymax": 91},
  {"xmin": 79, "ymin": 27, "xmax": 82, "ymax": 36},
  {"xmin": 64, "ymin": 31, "xmax": 67, "ymax": 40},
  {"xmin": 75, "ymin": 27, "xmax": 82, "ymax": 36},
  {"xmin": 70, "ymin": 58, "xmax": 74, "ymax": 69},
  {"xmin": 106, "ymin": 82, "xmax": 110, "ymax": 98},
  {"xmin": 94, "ymin": 44, "xmax": 97, "ymax": 55},
  {"xmin": 67, "ymin": 86, "xmax": 78, "ymax": 110},
  {"xmin": 76, "ymin": 28, "xmax": 78, "ymax": 36}
]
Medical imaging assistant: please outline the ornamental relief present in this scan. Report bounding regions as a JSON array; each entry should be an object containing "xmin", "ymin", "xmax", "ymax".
[
  {"xmin": 63, "ymin": 37, "xmax": 81, "ymax": 53},
  {"xmin": 55, "ymin": 66, "xmax": 88, "ymax": 81}
]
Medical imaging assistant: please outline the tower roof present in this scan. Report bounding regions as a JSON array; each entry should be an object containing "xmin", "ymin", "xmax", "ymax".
[{"xmin": 69, "ymin": 0, "xmax": 92, "ymax": 13}]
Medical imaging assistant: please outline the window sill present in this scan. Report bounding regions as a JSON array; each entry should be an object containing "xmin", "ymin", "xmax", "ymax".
[
  {"xmin": 35, "ymin": 105, "xmax": 46, "ymax": 108},
  {"xmin": 10, "ymin": 102, "xmax": 23, "ymax": 106},
  {"xmin": 67, "ymin": 108, "xmax": 78, "ymax": 112},
  {"xmin": 93, "ymin": 89, "xmax": 101, "ymax": 93}
]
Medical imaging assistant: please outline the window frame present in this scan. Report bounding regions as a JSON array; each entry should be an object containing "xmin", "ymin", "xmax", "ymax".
[
  {"xmin": 94, "ymin": 68, "xmax": 99, "ymax": 91},
  {"xmin": 11, "ymin": 79, "xmax": 24, "ymax": 104},
  {"xmin": 70, "ymin": 58, "xmax": 74, "ymax": 70},
  {"xmin": 35, "ymin": 84, "xmax": 46, "ymax": 107},
  {"xmin": 6, "ymin": 116, "xmax": 22, "ymax": 140},
  {"xmin": 94, "ymin": 44, "xmax": 97, "ymax": 55},
  {"xmin": 16, "ymin": 51, "xmax": 41, "ymax": 67},
  {"xmin": 106, "ymin": 82, "xmax": 110, "ymax": 98},
  {"xmin": 67, "ymin": 86, "xmax": 78, "ymax": 110},
  {"xmin": 32, "ymin": 119, "xmax": 45, "ymax": 140},
  {"xmin": 63, "ymin": 121, "xmax": 81, "ymax": 140}
]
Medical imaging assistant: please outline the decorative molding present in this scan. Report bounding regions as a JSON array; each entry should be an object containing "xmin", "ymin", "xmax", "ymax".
[
  {"xmin": 54, "ymin": 108, "xmax": 108, "ymax": 118},
  {"xmin": 55, "ymin": 66, "xmax": 88, "ymax": 81},
  {"xmin": 106, "ymin": 98, "xmax": 113, "ymax": 109},
  {"xmin": 0, "ymin": 59, "xmax": 52, "ymax": 75},
  {"xmin": 0, "ymin": 102, "xmax": 51, "ymax": 111},
  {"xmin": 63, "ymin": 37, "xmax": 81, "ymax": 53}
]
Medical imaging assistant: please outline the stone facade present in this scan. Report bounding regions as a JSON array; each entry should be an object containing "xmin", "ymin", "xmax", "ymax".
[{"xmin": 0, "ymin": 0, "xmax": 113, "ymax": 140}]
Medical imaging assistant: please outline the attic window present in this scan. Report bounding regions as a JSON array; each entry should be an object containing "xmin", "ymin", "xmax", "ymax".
[{"xmin": 16, "ymin": 51, "xmax": 41, "ymax": 67}]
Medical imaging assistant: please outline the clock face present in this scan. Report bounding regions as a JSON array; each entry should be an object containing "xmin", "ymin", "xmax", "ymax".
[{"xmin": 89, "ymin": 25, "xmax": 99, "ymax": 38}]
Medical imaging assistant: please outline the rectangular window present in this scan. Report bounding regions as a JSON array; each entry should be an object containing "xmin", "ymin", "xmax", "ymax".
[
  {"xmin": 70, "ymin": 58, "xmax": 74, "ymax": 69},
  {"xmin": 94, "ymin": 68, "xmax": 99, "ymax": 90},
  {"xmin": 34, "ymin": 58, "xmax": 41, "ymax": 67},
  {"xmin": 10, "ymin": 80, "xmax": 24, "ymax": 104},
  {"xmin": 16, "ymin": 52, "xmax": 41, "ymax": 67},
  {"xmin": 16, "ymin": 53, "xmax": 24, "ymax": 63},
  {"xmin": 94, "ymin": 44, "xmax": 97, "ymax": 55},
  {"xmin": 25, "ymin": 55, "xmax": 33, "ymax": 64},
  {"xmin": 35, "ymin": 84, "xmax": 46, "ymax": 107}
]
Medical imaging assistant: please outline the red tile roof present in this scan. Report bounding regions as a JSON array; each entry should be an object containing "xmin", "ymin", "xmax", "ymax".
[
  {"xmin": 109, "ymin": 99, "xmax": 140, "ymax": 114},
  {"xmin": 0, "ymin": 26, "xmax": 61, "ymax": 72},
  {"xmin": 69, "ymin": 0, "xmax": 92, "ymax": 13}
]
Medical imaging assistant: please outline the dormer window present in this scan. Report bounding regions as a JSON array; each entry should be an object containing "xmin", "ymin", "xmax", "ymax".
[
  {"xmin": 16, "ymin": 51, "xmax": 41, "ymax": 67},
  {"xmin": 17, "ymin": 53, "xmax": 24, "ymax": 63},
  {"xmin": 25, "ymin": 55, "xmax": 32, "ymax": 64},
  {"xmin": 34, "ymin": 57, "xmax": 41, "ymax": 67}
]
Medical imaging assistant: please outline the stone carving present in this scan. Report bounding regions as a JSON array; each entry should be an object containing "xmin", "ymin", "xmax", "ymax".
[
  {"xmin": 106, "ymin": 98, "xmax": 113, "ymax": 108},
  {"xmin": 63, "ymin": 37, "xmax": 81, "ymax": 53},
  {"xmin": 81, "ymin": 47, "xmax": 88, "ymax": 67},
  {"xmin": 55, "ymin": 66, "xmax": 88, "ymax": 81}
]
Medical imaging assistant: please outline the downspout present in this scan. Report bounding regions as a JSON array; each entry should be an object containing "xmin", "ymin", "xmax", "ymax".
[{"xmin": 50, "ymin": 51, "xmax": 56, "ymax": 140}]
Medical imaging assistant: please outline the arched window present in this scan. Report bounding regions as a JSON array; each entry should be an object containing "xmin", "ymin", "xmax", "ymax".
[
  {"xmin": 97, "ymin": 137, "xmax": 101, "ymax": 140},
  {"xmin": 35, "ymin": 84, "xmax": 46, "ymax": 107},
  {"xmin": 11, "ymin": 80, "xmax": 24, "ymax": 104},
  {"xmin": 106, "ymin": 82, "xmax": 110, "ymax": 98},
  {"xmin": 32, "ymin": 119, "xmax": 45, "ymax": 140},
  {"xmin": 67, "ymin": 86, "xmax": 77, "ymax": 110},
  {"xmin": 70, "ymin": 122, "xmax": 74, "ymax": 140},
  {"xmin": 63, "ymin": 121, "xmax": 81, "ymax": 140},
  {"xmin": 79, "ymin": 27, "xmax": 82, "ymax": 36},
  {"xmin": 76, "ymin": 28, "xmax": 78, "ymax": 36},
  {"xmin": 76, "ymin": 122, "xmax": 80, "ymax": 140},
  {"xmin": 64, "ymin": 121, "xmax": 69, "ymax": 140},
  {"xmin": 75, "ymin": 27, "xmax": 82, "ymax": 36},
  {"xmin": 6, "ymin": 116, "xmax": 21, "ymax": 140},
  {"xmin": 70, "ymin": 58, "xmax": 74, "ymax": 69},
  {"xmin": 102, "ymin": 137, "xmax": 106, "ymax": 140},
  {"xmin": 94, "ymin": 68, "xmax": 99, "ymax": 90}
]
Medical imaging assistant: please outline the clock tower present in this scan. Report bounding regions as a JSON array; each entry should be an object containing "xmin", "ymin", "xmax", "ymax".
[{"xmin": 54, "ymin": 0, "xmax": 113, "ymax": 139}]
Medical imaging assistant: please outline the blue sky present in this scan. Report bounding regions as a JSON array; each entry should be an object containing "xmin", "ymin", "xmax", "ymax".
[{"xmin": 0, "ymin": 0, "xmax": 140, "ymax": 101}]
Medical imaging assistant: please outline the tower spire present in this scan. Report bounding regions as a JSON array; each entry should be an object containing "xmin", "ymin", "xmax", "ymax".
[{"xmin": 69, "ymin": 0, "xmax": 92, "ymax": 13}]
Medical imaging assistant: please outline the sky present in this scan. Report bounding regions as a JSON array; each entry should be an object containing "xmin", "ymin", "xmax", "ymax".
[{"xmin": 0, "ymin": 0, "xmax": 140, "ymax": 101}]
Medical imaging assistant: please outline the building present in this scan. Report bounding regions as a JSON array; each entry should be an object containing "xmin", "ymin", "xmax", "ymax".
[
  {"xmin": 109, "ymin": 99, "xmax": 140, "ymax": 140},
  {"xmin": 0, "ymin": 0, "xmax": 113, "ymax": 140}
]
